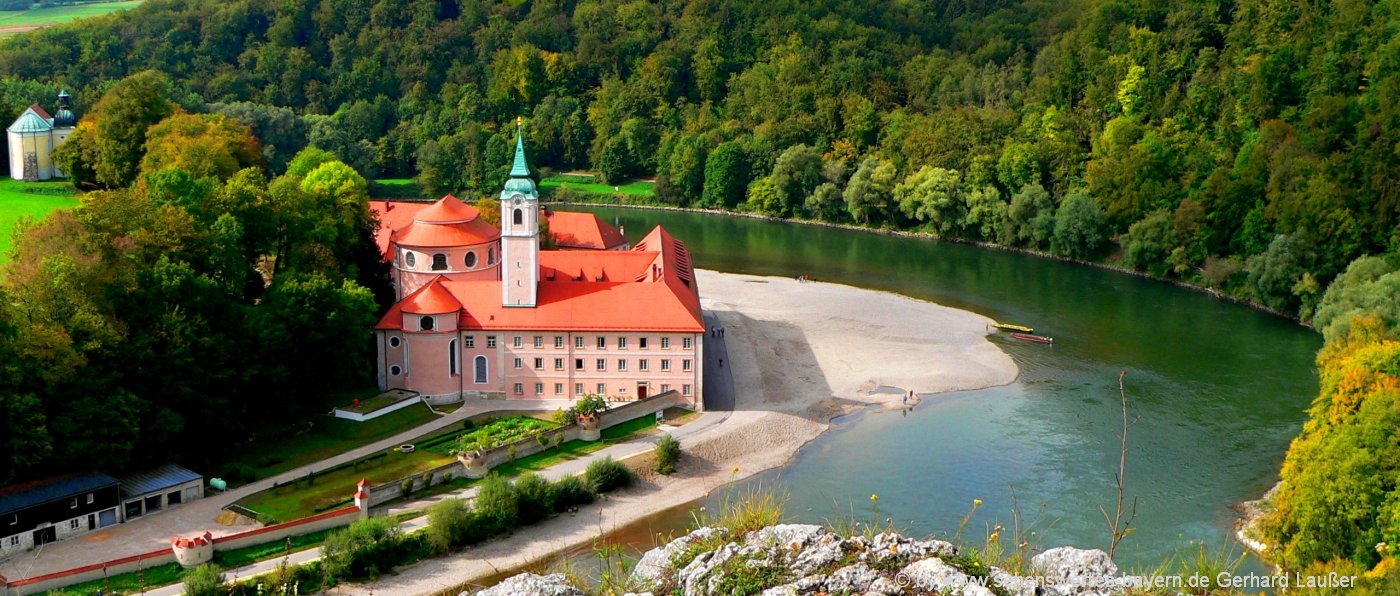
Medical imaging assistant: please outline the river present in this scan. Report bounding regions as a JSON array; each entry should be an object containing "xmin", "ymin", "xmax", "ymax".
[{"xmin": 543, "ymin": 206, "xmax": 1321, "ymax": 576}]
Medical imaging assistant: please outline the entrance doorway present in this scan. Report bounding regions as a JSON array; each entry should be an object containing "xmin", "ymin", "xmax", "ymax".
[
  {"xmin": 637, "ymin": 384, "xmax": 648, "ymax": 399},
  {"xmin": 88, "ymin": 514, "xmax": 96, "ymax": 530},
  {"xmin": 32, "ymin": 525, "xmax": 56, "ymax": 545}
]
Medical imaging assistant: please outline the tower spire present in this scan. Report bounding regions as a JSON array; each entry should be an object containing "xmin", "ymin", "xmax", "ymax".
[{"xmin": 510, "ymin": 118, "xmax": 530, "ymax": 178}]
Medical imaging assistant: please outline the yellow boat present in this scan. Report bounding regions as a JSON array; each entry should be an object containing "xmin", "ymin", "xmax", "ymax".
[{"xmin": 992, "ymin": 323, "xmax": 1034, "ymax": 334}]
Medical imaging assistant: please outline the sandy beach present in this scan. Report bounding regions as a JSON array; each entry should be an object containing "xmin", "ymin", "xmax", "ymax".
[{"xmin": 350, "ymin": 270, "xmax": 1018, "ymax": 595}]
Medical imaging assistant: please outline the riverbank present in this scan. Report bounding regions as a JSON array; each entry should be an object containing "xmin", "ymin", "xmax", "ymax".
[{"xmin": 349, "ymin": 271, "xmax": 1018, "ymax": 594}]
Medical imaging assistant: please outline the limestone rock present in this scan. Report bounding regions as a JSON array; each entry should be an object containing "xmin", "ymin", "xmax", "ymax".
[
  {"xmin": 472, "ymin": 573, "xmax": 583, "ymax": 596},
  {"xmin": 826, "ymin": 563, "xmax": 880, "ymax": 593},
  {"xmin": 1032, "ymin": 547, "xmax": 1134, "ymax": 594},
  {"xmin": 629, "ymin": 527, "xmax": 727, "ymax": 587},
  {"xmin": 899, "ymin": 557, "xmax": 978, "ymax": 593}
]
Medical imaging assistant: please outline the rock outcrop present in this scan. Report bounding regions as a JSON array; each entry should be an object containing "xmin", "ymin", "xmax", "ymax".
[{"xmin": 472, "ymin": 524, "xmax": 1144, "ymax": 595}]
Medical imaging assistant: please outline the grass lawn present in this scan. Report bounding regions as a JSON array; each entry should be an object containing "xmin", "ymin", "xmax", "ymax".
[
  {"xmin": 539, "ymin": 174, "xmax": 655, "ymax": 197},
  {"xmin": 0, "ymin": 1, "xmax": 143, "ymax": 34},
  {"xmin": 217, "ymin": 403, "xmax": 439, "ymax": 487},
  {"xmin": 371, "ymin": 177, "xmax": 425, "ymax": 199},
  {"xmin": 44, "ymin": 561, "xmax": 183, "ymax": 596},
  {"xmin": 0, "ymin": 178, "xmax": 79, "ymax": 260}
]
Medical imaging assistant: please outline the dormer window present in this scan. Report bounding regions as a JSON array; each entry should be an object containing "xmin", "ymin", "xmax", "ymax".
[
  {"xmin": 420, "ymin": 316, "xmax": 435, "ymax": 331},
  {"xmin": 431, "ymin": 253, "xmax": 448, "ymax": 271}
]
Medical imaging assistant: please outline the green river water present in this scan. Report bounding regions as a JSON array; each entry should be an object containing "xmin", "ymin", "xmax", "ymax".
[{"xmin": 534, "ymin": 206, "xmax": 1322, "ymax": 577}]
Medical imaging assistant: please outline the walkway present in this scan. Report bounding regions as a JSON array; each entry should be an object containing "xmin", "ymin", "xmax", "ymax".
[{"xmin": 0, "ymin": 399, "xmax": 575, "ymax": 581}]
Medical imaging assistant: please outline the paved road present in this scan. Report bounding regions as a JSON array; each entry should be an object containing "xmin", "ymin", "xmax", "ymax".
[
  {"xmin": 703, "ymin": 311, "xmax": 735, "ymax": 412},
  {"xmin": 0, "ymin": 399, "xmax": 577, "ymax": 582}
]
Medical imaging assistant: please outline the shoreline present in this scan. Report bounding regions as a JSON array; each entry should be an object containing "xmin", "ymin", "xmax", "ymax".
[{"xmin": 346, "ymin": 271, "xmax": 1019, "ymax": 595}]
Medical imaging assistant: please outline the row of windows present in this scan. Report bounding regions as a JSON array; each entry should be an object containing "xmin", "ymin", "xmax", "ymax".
[
  {"xmin": 402, "ymin": 248, "xmax": 496, "ymax": 271},
  {"xmin": 506, "ymin": 335, "xmax": 691, "ymax": 350},
  {"xmin": 510, "ymin": 382, "xmax": 692, "ymax": 397},
  {"xmin": 513, "ymin": 357, "xmax": 692, "ymax": 372}
]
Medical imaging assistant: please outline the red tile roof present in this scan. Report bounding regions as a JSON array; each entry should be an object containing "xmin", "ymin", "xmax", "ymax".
[
  {"xmin": 375, "ymin": 225, "xmax": 702, "ymax": 332},
  {"xmin": 395, "ymin": 219, "xmax": 500, "ymax": 248},
  {"xmin": 399, "ymin": 277, "xmax": 463, "ymax": 314},
  {"xmin": 416, "ymin": 195, "xmax": 479, "ymax": 223},
  {"xmin": 369, "ymin": 200, "xmax": 426, "ymax": 257},
  {"xmin": 546, "ymin": 209, "xmax": 628, "ymax": 250},
  {"xmin": 28, "ymin": 104, "xmax": 51, "ymax": 121}
]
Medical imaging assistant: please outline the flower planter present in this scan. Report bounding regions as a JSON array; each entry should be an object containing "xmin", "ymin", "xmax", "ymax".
[
  {"xmin": 576, "ymin": 413, "xmax": 601, "ymax": 441},
  {"xmin": 457, "ymin": 451, "xmax": 489, "ymax": 479}
]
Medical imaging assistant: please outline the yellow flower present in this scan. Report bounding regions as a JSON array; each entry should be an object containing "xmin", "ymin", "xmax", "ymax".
[
  {"xmin": 988, "ymin": 531, "xmax": 1000, "ymax": 543},
  {"xmin": 973, "ymin": 499, "xmax": 983, "ymax": 507},
  {"xmin": 870, "ymin": 493, "xmax": 879, "ymax": 502},
  {"xmin": 732, "ymin": 465, "xmax": 740, "ymax": 474}
]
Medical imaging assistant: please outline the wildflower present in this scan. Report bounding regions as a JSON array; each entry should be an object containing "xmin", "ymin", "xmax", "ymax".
[
  {"xmin": 732, "ymin": 465, "xmax": 740, "ymax": 474},
  {"xmin": 871, "ymin": 493, "xmax": 879, "ymax": 503},
  {"xmin": 973, "ymin": 498, "xmax": 983, "ymax": 507}
]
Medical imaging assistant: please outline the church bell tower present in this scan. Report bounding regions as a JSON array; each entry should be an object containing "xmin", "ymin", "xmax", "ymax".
[{"xmin": 500, "ymin": 126, "xmax": 539, "ymax": 307}]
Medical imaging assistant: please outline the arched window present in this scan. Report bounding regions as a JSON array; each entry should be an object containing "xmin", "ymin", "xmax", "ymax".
[
  {"xmin": 449, "ymin": 339, "xmax": 459, "ymax": 376},
  {"xmin": 513, "ymin": 209, "xmax": 523, "ymax": 226},
  {"xmin": 404, "ymin": 252, "xmax": 416, "ymax": 268},
  {"xmin": 389, "ymin": 336, "xmax": 401, "ymax": 348},
  {"xmin": 465, "ymin": 251, "xmax": 477, "ymax": 268},
  {"xmin": 474, "ymin": 355, "xmax": 487, "ymax": 384},
  {"xmin": 431, "ymin": 253, "xmax": 448, "ymax": 271},
  {"xmin": 420, "ymin": 316, "xmax": 434, "ymax": 331},
  {"xmin": 488, "ymin": 247, "xmax": 495, "ymax": 264}
]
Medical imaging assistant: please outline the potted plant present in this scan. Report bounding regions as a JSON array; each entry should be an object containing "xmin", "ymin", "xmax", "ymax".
[
  {"xmin": 454, "ymin": 434, "xmax": 496, "ymax": 479},
  {"xmin": 573, "ymin": 394, "xmax": 608, "ymax": 441}
]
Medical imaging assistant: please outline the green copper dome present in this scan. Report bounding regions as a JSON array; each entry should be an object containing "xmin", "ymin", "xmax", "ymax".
[{"xmin": 504, "ymin": 176, "xmax": 536, "ymax": 195}]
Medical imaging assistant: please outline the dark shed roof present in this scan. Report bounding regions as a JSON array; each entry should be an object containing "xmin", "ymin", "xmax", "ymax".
[
  {"xmin": 0, "ymin": 472, "xmax": 119, "ymax": 516},
  {"xmin": 119, "ymin": 464, "xmax": 202, "ymax": 500}
]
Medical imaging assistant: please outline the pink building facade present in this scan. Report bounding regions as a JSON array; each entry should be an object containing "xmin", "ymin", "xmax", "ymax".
[{"xmin": 373, "ymin": 136, "xmax": 705, "ymax": 407}]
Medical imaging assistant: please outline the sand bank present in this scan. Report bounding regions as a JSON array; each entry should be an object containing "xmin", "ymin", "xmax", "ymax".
[{"xmin": 351, "ymin": 271, "xmax": 1018, "ymax": 595}]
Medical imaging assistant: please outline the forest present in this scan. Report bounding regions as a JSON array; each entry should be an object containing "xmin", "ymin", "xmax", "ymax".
[{"xmin": 0, "ymin": 0, "xmax": 1399, "ymax": 579}]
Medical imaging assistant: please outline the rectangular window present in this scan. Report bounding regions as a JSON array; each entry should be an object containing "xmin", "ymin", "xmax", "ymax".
[
  {"xmin": 683, "ymin": 337, "xmax": 693, "ymax": 349},
  {"xmin": 639, "ymin": 359, "xmax": 649, "ymax": 371},
  {"xmin": 487, "ymin": 335, "xmax": 497, "ymax": 348},
  {"xmin": 70, "ymin": 498, "xmax": 77, "ymax": 509},
  {"xmin": 596, "ymin": 358, "xmax": 606, "ymax": 371},
  {"xmin": 513, "ymin": 382, "xmax": 523, "ymax": 394},
  {"xmin": 554, "ymin": 383, "xmax": 564, "ymax": 395},
  {"xmin": 554, "ymin": 358, "xmax": 564, "ymax": 370},
  {"xmin": 661, "ymin": 359, "xmax": 671, "ymax": 371},
  {"xmin": 661, "ymin": 337, "xmax": 671, "ymax": 349},
  {"xmin": 596, "ymin": 336, "xmax": 606, "ymax": 349},
  {"xmin": 86, "ymin": 494, "xmax": 94, "ymax": 505},
  {"xmin": 555, "ymin": 336, "xmax": 564, "ymax": 349},
  {"xmin": 9, "ymin": 535, "xmax": 18, "ymax": 546},
  {"xmin": 683, "ymin": 384, "xmax": 692, "ymax": 396},
  {"xmin": 574, "ymin": 383, "xmax": 584, "ymax": 396},
  {"xmin": 534, "ymin": 382, "xmax": 544, "ymax": 395},
  {"xmin": 449, "ymin": 340, "xmax": 459, "ymax": 376},
  {"xmin": 618, "ymin": 337, "xmax": 628, "ymax": 349},
  {"xmin": 618, "ymin": 359, "xmax": 628, "ymax": 372},
  {"xmin": 661, "ymin": 384, "xmax": 671, "ymax": 393},
  {"xmin": 465, "ymin": 336, "xmax": 475, "ymax": 348},
  {"xmin": 513, "ymin": 336, "xmax": 523, "ymax": 348},
  {"xmin": 597, "ymin": 383, "xmax": 607, "ymax": 395},
  {"xmin": 683, "ymin": 359, "xmax": 693, "ymax": 371},
  {"xmin": 575, "ymin": 358, "xmax": 584, "ymax": 370},
  {"xmin": 639, "ymin": 337, "xmax": 649, "ymax": 349},
  {"xmin": 533, "ymin": 357, "xmax": 543, "ymax": 370},
  {"xmin": 575, "ymin": 336, "xmax": 584, "ymax": 349},
  {"xmin": 514, "ymin": 357, "xmax": 523, "ymax": 369},
  {"xmin": 534, "ymin": 336, "xmax": 544, "ymax": 348},
  {"xmin": 70, "ymin": 519, "xmax": 79, "ymax": 530}
]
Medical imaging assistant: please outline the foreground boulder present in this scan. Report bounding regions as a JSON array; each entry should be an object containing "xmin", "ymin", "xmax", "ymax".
[{"xmin": 475, "ymin": 524, "xmax": 1142, "ymax": 595}]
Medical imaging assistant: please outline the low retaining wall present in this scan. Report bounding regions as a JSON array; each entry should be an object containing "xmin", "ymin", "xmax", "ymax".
[
  {"xmin": 363, "ymin": 390, "xmax": 686, "ymax": 509},
  {"xmin": 2, "ymin": 507, "xmax": 359, "ymax": 596},
  {"xmin": 332, "ymin": 394, "xmax": 424, "ymax": 421}
]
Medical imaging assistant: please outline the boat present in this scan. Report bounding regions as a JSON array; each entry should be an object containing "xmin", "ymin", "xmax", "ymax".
[
  {"xmin": 1010, "ymin": 333, "xmax": 1052, "ymax": 344},
  {"xmin": 993, "ymin": 323, "xmax": 1034, "ymax": 333}
]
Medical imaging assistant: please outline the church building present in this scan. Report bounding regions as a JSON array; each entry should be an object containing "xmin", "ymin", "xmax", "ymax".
[
  {"xmin": 370, "ymin": 135, "xmax": 705, "ymax": 407},
  {"xmin": 6, "ymin": 91, "xmax": 76, "ymax": 181}
]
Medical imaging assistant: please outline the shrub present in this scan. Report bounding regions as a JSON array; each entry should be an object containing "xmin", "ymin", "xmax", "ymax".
[
  {"xmin": 552, "ymin": 408, "xmax": 575, "ymax": 426},
  {"xmin": 585, "ymin": 456, "xmax": 634, "ymax": 493},
  {"xmin": 551, "ymin": 474, "xmax": 596, "ymax": 509},
  {"xmin": 183, "ymin": 563, "xmax": 223, "ymax": 596},
  {"xmin": 573, "ymin": 394, "xmax": 609, "ymax": 417},
  {"xmin": 655, "ymin": 434, "xmax": 681, "ymax": 475},
  {"xmin": 474, "ymin": 474, "xmax": 519, "ymax": 533},
  {"xmin": 400, "ymin": 478, "xmax": 414, "ymax": 497},
  {"xmin": 514, "ymin": 472, "xmax": 556, "ymax": 525},
  {"xmin": 425, "ymin": 498, "xmax": 472, "ymax": 554},
  {"xmin": 320, "ymin": 517, "xmax": 406, "ymax": 580}
]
